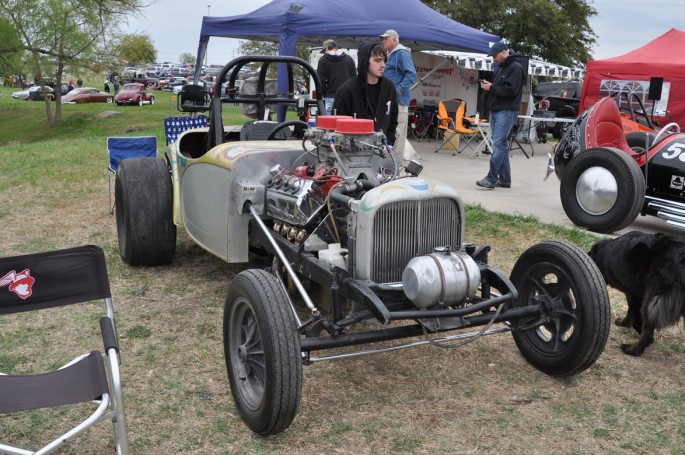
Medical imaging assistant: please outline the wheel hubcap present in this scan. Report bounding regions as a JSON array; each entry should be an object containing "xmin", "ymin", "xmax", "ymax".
[
  {"xmin": 576, "ymin": 166, "xmax": 618, "ymax": 215},
  {"xmin": 230, "ymin": 298, "xmax": 265, "ymax": 410}
]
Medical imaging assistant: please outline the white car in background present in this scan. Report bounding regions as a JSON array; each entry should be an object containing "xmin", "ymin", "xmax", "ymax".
[{"xmin": 12, "ymin": 86, "xmax": 53, "ymax": 100}]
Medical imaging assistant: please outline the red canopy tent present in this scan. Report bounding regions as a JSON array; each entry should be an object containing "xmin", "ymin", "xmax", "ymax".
[{"xmin": 580, "ymin": 28, "xmax": 685, "ymax": 128}]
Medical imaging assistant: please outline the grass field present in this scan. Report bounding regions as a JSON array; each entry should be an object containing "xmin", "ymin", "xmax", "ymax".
[{"xmin": 1, "ymin": 85, "xmax": 685, "ymax": 454}]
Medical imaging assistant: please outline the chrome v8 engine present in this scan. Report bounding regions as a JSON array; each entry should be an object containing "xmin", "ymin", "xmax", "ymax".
[{"xmin": 265, "ymin": 116, "xmax": 394, "ymax": 228}]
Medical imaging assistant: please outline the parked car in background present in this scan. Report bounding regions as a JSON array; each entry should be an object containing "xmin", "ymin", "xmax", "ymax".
[
  {"xmin": 128, "ymin": 71, "xmax": 160, "ymax": 87},
  {"xmin": 61, "ymin": 87, "xmax": 114, "ymax": 104},
  {"xmin": 172, "ymin": 80, "xmax": 211, "ymax": 95},
  {"xmin": 12, "ymin": 85, "xmax": 54, "ymax": 101},
  {"xmin": 114, "ymin": 83, "xmax": 155, "ymax": 106}
]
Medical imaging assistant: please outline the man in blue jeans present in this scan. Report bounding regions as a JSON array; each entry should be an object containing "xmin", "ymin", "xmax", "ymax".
[{"xmin": 476, "ymin": 41, "xmax": 525, "ymax": 189}]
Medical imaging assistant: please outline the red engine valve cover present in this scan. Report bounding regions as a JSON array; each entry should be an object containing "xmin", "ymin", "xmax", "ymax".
[
  {"xmin": 335, "ymin": 118, "xmax": 375, "ymax": 134},
  {"xmin": 317, "ymin": 115, "xmax": 353, "ymax": 130}
]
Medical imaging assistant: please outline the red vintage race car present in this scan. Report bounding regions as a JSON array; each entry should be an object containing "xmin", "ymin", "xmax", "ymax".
[
  {"xmin": 549, "ymin": 95, "xmax": 684, "ymax": 233},
  {"xmin": 114, "ymin": 83, "xmax": 155, "ymax": 106}
]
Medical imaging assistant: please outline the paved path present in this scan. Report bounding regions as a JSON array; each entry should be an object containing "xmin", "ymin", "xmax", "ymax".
[{"xmin": 410, "ymin": 138, "xmax": 678, "ymax": 236}]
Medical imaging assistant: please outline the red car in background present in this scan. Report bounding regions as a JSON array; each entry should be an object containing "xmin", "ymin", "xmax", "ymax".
[
  {"xmin": 61, "ymin": 87, "xmax": 114, "ymax": 104},
  {"xmin": 114, "ymin": 83, "xmax": 155, "ymax": 106}
]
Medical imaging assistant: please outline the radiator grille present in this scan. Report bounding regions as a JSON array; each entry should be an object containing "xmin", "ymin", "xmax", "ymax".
[{"xmin": 370, "ymin": 197, "xmax": 460, "ymax": 283}]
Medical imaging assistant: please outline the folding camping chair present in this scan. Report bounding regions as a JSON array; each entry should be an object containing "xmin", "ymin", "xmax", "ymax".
[
  {"xmin": 434, "ymin": 99, "xmax": 480, "ymax": 155},
  {"xmin": 177, "ymin": 84, "xmax": 211, "ymax": 114},
  {"xmin": 107, "ymin": 136, "xmax": 158, "ymax": 214},
  {"xmin": 164, "ymin": 115, "xmax": 208, "ymax": 145},
  {"xmin": 0, "ymin": 245, "xmax": 129, "ymax": 455},
  {"xmin": 408, "ymin": 105, "xmax": 436, "ymax": 141}
]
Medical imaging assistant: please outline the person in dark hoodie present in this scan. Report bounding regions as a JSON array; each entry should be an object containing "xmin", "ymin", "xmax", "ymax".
[
  {"xmin": 476, "ymin": 41, "xmax": 525, "ymax": 190},
  {"xmin": 317, "ymin": 39, "xmax": 357, "ymax": 115},
  {"xmin": 333, "ymin": 41, "xmax": 399, "ymax": 148}
]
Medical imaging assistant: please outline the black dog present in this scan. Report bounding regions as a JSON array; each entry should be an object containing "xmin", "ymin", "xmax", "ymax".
[{"xmin": 588, "ymin": 231, "xmax": 685, "ymax": 356}]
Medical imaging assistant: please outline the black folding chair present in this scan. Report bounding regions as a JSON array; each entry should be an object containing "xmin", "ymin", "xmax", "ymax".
[
  {"xmin": 177, "ymin": 84, "xmax": 210, "ymax": 114},
  {"xmin": 0, "ymin": 245, "xmax": 129, "ymax": 455}
]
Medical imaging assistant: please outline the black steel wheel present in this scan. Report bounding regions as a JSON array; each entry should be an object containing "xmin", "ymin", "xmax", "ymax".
[
  {"xmin": 560, "ymin": 147, "xmax": 645, "ymax": 233},
  {"xmin": 115, "ymin": 157, "xmax": 176, "ymax": 265},
  {"xmin": 224, "ymin": 269, "xmax": 302, "ymax": 436},
  {"xmin": 510, "ymin": 241, "xmax": 610, "ymax": 377}
]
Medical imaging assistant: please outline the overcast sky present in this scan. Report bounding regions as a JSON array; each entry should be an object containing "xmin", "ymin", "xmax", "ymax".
[{"xmin": 124, "ymin": 0, "xmax": 684, "ymax": 66}]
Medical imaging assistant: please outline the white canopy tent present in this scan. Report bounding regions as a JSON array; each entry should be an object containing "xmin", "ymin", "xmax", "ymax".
[{"xmin": 411, "ymin": 50, "xmax": 585, "ymax": 112}]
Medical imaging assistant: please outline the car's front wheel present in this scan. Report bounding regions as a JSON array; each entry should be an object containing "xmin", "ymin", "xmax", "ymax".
[
  {"xmin": 138, "ymin": 96, "xmax": 144, "ymax": 106},
  {"xmin": 115, "ymin": 157, "xmax": 176, "ymax": 265},
  {"xmin": 510, "ymin": 241, "xmax": 611, "ymax": 377},
  {"xmin": 560, "ymin": 147, "xmax": 644, "ymax": 233},
  {"xmin": 224, "ymin": 270, "xmax": 302, "ymax": 436}
]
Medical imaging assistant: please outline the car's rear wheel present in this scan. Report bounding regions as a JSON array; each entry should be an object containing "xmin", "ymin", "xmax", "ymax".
[
  {"xmin": 106, "ymin": 97, "xmax": 113, "ymax": 103},
  {"xmin": 560, "ymin": 147, "xmax": 644, "ymax": 233},
  {"xmin": 115, "ymin": 157, "xmax": 176, "ymax": 265},
  {"xmin": 510, "ymin": 241, "xmax": 611, "ymax": 377},
  {"xmin": 224, "ymin": 269, "xmax": 302, "ymax": 436},
  {"xmin": 149, "ymin": 96, "xmax": 155, "ymax": 105}
]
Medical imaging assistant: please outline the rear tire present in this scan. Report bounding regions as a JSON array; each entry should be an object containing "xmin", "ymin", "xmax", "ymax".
[
  {"xmin": 560, "ymin": 147, "xmax": 644, "ymax": 233},
  {"xmin": 115, "ymin": 157, "xmax": 176, "ymax": 265},
  {"xmin": 510, "ymin": 241, "xmax": 611, "ymax": 377},
  {"xmin": 224, "ymin": 270, "xmax": 302, "ymax": 436}
]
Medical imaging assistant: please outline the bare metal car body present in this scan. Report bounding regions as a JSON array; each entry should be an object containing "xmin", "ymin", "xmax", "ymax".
[{"xmin": 114, "ymin": 56, "xmax": 611, "ymax": 436}]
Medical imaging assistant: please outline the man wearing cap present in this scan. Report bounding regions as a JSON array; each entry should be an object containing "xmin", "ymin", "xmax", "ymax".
[
  {"xmin": 381, "ymin": 29, "xmax": 418, "ymax": 162},
  {"xmin": 317, "ymin": 39, "xmax": 357, "ymax": 115},
  {"xmin": 476, "ymin": 41, "xmax": 525, "ymax": 190}
]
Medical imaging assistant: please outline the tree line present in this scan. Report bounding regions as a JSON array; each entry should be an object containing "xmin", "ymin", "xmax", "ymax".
[{"xmin": 0, "ymin": 0, "xmax": 596, "ymax": 125}]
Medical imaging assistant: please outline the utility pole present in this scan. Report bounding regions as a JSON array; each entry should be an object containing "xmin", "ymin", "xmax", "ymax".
[{"xmin": 205, "ymin": 5, "xmax": 211, "ymax": 67}]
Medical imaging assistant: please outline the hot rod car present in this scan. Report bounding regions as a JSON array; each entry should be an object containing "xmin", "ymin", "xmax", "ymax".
[
  {"xmin": 548, "ymin": 95, "xmax": 684, "ymax": 233},
  {"xmin": 114, "ymin": 83, "xmax": 155, "ymax": 106},
  {"xmin": 114, "ymin": 56, "xmax": 611, "ymax": 436}
]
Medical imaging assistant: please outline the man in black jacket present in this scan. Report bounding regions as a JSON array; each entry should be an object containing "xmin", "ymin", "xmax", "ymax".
[
  {"xmin": 333, "ymin": 41, "xmax": 399, "ymax": 147},
  {"xmin": 317, "ymin": 39, "xmax": 356, "ymax": 115},
  {"xmin": 476, "ymin": 41, "xmax": 525, "ymax": 189}
]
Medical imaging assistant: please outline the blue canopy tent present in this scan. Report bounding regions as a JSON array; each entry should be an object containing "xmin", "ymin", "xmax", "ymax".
[{"xmin": 194, "ymin": 0, "xmax": 499, "ymax": 120}]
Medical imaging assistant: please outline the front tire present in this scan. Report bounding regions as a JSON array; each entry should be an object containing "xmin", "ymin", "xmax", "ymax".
[
  {"xmin": 510, "ymin": 241, "xmax": 611, "ymax": 377},
  {"xmin": 138, "ymin": 96, "xmax": 143, "ymax": 106},
  {"xmin": 115, "ymin": 157, "xmax": 176, "ymax": 265},
  {"xmin": 560, "ymin": 147, "xmax": 644, "ymax": 233},
  {"xmin": 224, "ymin": 270, "xmax": 302, "ymax": 436}
]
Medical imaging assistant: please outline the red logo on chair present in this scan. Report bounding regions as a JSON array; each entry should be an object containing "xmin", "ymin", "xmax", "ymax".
[{"xmin": 0, "ymin": 269, "xmax": 36, "ymax": 300}]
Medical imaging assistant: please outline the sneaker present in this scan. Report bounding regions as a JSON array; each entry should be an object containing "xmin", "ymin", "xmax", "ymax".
[
  {"xmin": 476, "ymin": 178, "xmax": 495, "ymax": 189},
  {"xmin": 495, "ymin": 180, "xmax": 511, "ymax": 188}
]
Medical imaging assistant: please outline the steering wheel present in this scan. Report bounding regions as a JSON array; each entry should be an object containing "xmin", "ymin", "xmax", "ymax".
[{"xmin": 266, "ymin": 120, "xmax": 310, "ymax": 140}]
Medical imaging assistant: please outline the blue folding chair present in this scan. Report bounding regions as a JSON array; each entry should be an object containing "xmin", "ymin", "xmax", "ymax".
[
  {"xmin": 107, "ymin": 136, "xmax": 158, "ymax": 214},
  {"xmin": 164, "ymin": 115, "xmax": 208, "ymax": 145}
]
